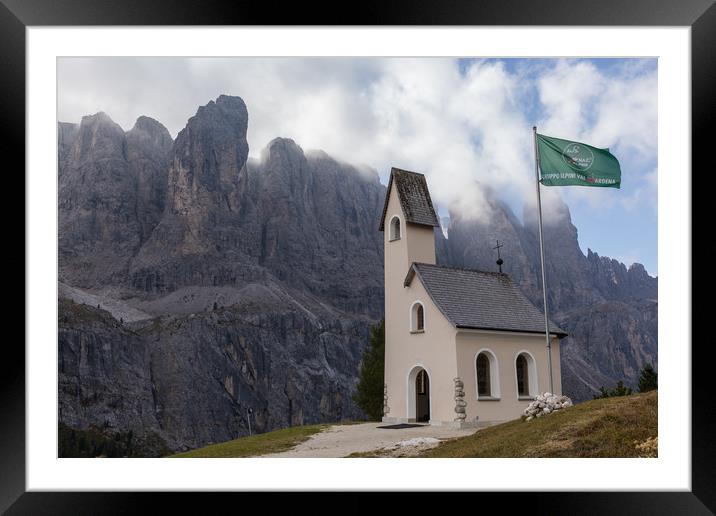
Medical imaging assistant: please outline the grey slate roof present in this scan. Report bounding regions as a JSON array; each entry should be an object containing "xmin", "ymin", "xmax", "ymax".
[
  {"xmin": 379, "ymin": 167, "xmax": 440, "ymax": 231},
  {"xmin": 405, "ymin": 263, "xmax": 567, "ymax": 337}
]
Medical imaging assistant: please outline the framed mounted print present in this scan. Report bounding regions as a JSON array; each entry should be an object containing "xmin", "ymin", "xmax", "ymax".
[{"xmin": 3, "ymin": 0, "xmax": 712, "ymax": 513}]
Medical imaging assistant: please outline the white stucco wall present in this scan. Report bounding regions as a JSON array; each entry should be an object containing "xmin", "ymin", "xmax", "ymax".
[
  {"xmin": 455, "ymin": 331, "xmax": 562, "ymax": 424},
  {"xmin": 383, "ymin": 184, "xmax": 459, "ymax": 424}
]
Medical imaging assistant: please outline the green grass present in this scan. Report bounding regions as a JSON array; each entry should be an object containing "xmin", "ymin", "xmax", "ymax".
[
  {"xmin": 418, "ymin": 390, "xmax": 657, "ymax": 458},
  {"xmin": 168, "ymin": 423, "xmax": 331, "ymax": 458},
  {"xmin": 168, "ymin": 393, "xmax": 658, "ymax": 459}
]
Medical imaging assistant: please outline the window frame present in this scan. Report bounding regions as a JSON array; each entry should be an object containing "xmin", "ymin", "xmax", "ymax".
[
  {"xmin": 514, "ymin": 350, "xmax": 539, "ymax": 400},
  {"xmin": 409, "ymin": 300, "xmax": 426, "ymax": 334},
  {"xmin": 389, "ymin": 214, "xmax": 402, "ymax": 241},
  {"xmin": 475, "ymin": 348, "xmax": 501, "ymax": 401}
]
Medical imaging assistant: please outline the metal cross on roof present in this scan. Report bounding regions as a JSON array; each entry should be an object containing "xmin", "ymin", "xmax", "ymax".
[{"xmin": 493, "ymin": 240, "xmax": 504, "ymax": 273}]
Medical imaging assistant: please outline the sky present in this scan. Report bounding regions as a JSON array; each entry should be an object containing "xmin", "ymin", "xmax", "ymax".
[{"xmin": 57, "ymin": 57, "xmax": 658, "ymax": 276}]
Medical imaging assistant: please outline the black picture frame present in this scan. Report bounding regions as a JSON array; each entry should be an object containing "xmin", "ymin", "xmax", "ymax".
[{"xmin": 4, "ymin": 0, "xmax": 711, "ymax": 513}]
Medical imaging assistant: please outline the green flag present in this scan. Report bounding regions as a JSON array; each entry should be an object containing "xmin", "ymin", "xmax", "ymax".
[{"xmin": 536, "ymin": 133, "xmax": 621, "ymax": 188}]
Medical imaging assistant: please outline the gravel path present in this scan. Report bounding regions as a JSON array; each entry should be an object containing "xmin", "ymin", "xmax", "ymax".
[{"xmin": 259, "ymin": 422, "xmax": 479, "ymax": 458}]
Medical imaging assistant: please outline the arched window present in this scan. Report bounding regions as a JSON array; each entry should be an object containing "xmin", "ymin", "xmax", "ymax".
[
  {"xmin": 476, "ymin": 353, "xmax": 491, "ymax": 397},
  {"xmin": 410, "ymin": 302, "xmax": 425, "ymax": 332},
  {"xmin": 475, "ymin": 350, "xmax": 500, "ymax": 399},
  {"xmin": 389, "ymin": 216, "xmax": 401, "ymax": 241},
  {"xmin": 515, "ymin": 352, "xmax": 538, "ymax": 398}
]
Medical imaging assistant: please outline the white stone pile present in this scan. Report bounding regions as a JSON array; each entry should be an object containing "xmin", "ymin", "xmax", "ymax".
[
  {"xmin": 382, "ymin": 437, "xmax": 442, "ymax": 457},
  {"xmin": 389, "ymin": 437, "xmax": 441, "ymax": 449},
  {"xmin": 523, "ymin": 393, "xmax": 573, "ymax": 421}
]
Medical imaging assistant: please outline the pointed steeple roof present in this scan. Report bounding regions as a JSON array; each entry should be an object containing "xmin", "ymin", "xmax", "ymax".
[{"xmin": 379, "ymin": 167, "xmax": 440, "ymax": 231}]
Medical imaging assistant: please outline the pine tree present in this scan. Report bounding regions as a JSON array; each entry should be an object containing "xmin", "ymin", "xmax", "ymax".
[
  {"xmin": 593, "ymin": 386, "xmax": 610, "ymax": 399},
  {"xmin": 638, "ymin": 364, "xmax": 658, "ymax": 392},
  {"xmin": 593, "ymin": 380, "xmax": 633, "ymax": 399},
  {"xmin": 611, "ymin": 380, "xmax": 632, "ymax": 397},
  {"xmin": 352, "ymin": 319, "xmax": 385, "ymax": 421}
]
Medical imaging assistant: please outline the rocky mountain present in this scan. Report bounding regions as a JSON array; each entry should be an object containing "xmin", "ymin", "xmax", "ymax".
[
  {"xmin": 59, "ymin": 292, "xmax": 369, "ymax": 456},
  {"xmin": 58, "ymin": 95, "xmax": 385, "ymax": 456},
  {"xmin": 58, "ymin": 112, "xmax": 172, "ymax": 287},
  {"xmin": 57, "ymin": 94, "xmax": 657, "ymax": 456}
]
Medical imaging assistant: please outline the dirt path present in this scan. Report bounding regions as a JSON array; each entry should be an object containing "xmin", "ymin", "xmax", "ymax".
[{"xmin": 259, "ymin": 422, "xmax": 479, "ymax": 458}]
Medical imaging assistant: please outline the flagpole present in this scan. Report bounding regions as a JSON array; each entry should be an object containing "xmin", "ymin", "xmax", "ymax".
[{"xmin": 533, "ymin": 126, "xmax": 554, "ymax": 394}]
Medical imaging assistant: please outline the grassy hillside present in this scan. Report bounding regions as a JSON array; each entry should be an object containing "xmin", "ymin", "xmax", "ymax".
[
  {"xmin": 169, "ymin": 424, "xmax": 330, "ymax": 458},
  {"xmin": 419, "ymin": 390, "xmax": 657, "ymax": 458},
  {"xmin": 168, "ymin": 392, "xmax": 657, "ymax": 458}
]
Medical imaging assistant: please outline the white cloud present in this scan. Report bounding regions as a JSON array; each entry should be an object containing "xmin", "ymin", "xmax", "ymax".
[
  {"xmin": 538, "ymin": 60, "xmax": 606, "ymax": 140},
  {"xmin": 535, "ymin": 59, "xmax": 657, "ymax": 221},
  {"xmin": 621, "ymin": 168, "xmax": 658, "ymax": 216},
  {"xmin": 57, "ymin": 57, "xmax": 656, "ymax": 225},
  {"xmin": 536, "ymin": 59, "xmax": 657, "ymax": 159}
]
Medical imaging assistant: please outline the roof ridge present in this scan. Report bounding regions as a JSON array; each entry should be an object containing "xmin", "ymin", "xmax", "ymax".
[
  {"xmin": 391, "ymin": 166, "xmax": 426, "ymax": 176},
  {"xmin": 413, "ymin": 262, "xmax": 510, "ymax": 278}
]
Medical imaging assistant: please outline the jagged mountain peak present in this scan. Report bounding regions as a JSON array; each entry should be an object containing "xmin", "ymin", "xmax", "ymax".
[
  {"xmin": 130, "ymin": 115, "xmax": 170, "ymax": 136},
  {"xmin": 215, "ymin": 93, "xmax": 247, "ymax": 109},
  {"xmin": 190, "ymin": 94, "xmax": 248, "ymax": 124},
  {"xmin": 627, "ymin": 262, "xmax": 649, "ymax": 275},
  {"xmin": 259, "ymin": 138, "xmax": 306, "ymax": 173},
  {"xmin": 523, "ymin": 193, "xmax": 573, "ymax": 227},
  {"xmin": 264, "ymin": 137, "xmax": 302, "ymax": 155},
  {"xmin": 127, "ymin": 116, "xmax": 173, "ymax": 155},
  {"xmin": 81, "ymin": 110, "xmax": 117, "ymax": 125},
  {"xmin": 174, "ymin": 95, "xmax": 249, "ymax": 157},
  {"xmin": 587, "ymin": 248, "xmax": 654, "ymax": 280},
  {"xmin": 72, "ymin": 111, "xmax": 126, "ymax": 162},
  {"xmin": 165, "ymin": 95, "xmax": 250, "ymax": 207}
]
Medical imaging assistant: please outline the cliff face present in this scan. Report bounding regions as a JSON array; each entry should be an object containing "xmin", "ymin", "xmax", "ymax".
[
  {"xmin": 58, "ymin": 96, "xmax": 385, "ymax": 456},
  {"xmin": 58, "ymin": 94, "xmax": 657, "ymax": 456},
  {"xmin": 126, "ymin": 116, "xmax": 174, "ymax": 242},
  {"xmin": 58, "ymin": 112, "xmax": 172, "ymax": 287},
  {"xmin": 59, "ymin": 294, "xmax": 368, "ymax": 455},
  {"xmin": 558, "ymin": 300, "xmax": 658, "ymax": 401},
  {"xmin": 127, "ymin": 96, "xmax": 384, "ymax": 317}
]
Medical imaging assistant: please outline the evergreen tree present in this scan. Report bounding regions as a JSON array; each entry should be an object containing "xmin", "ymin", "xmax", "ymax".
[
  {"xmin": 594, "ymin": 386, "xmax": 610, "ymax": 399},
  {"xmin": 353, "ymin": 319, "xmax": 385, "ymax": 421},
  {"xmin": 638, "ymin": 364, "xmax": 658, "ymax": 392},
  {"xmin": 593, "ymin": 380, "xmax": 633, "ymax": 399},
  {"xmin": 611, "ymin": 380, "xmax": 633, "ymax": 397}
]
